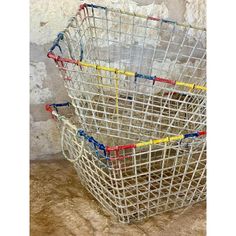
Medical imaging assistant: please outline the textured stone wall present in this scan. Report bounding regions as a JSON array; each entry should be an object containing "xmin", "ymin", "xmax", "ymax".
[{"xmin": 30, "ymin": 0, "xmax": 206, "ymax": 159}]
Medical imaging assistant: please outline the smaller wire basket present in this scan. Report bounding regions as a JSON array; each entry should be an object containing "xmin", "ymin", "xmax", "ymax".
[{"xmin": 46, "ymin": 103, "xmax": 206, "ymax": 223}]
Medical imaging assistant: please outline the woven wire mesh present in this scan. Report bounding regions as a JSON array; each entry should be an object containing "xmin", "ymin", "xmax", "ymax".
[
  {"xmin": 54, "ymin": 112, "xmax": 206, "ymax": 223},
  {"xmin": 48, "ymin": 3, "xmax": 206, "ymax": 223},
  {"xmin": 52, "ymin": 4, "xmax": 206, "ymax": 146}
]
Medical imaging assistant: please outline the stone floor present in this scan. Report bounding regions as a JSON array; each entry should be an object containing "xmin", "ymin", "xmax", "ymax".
[{"xmin": 30, "ymin": 156, "xmax": 206, "ymax": 236}]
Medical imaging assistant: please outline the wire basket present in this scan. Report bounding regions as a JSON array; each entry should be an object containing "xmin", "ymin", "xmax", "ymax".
[{"xmin": 46, "ymin": 3, "xmax": 206, "ymax": 223}]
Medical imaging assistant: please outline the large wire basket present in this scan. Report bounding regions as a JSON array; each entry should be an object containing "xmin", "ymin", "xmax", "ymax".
[{"xmin": 46, "ymin": 3, "xmax": 206, "ymax": 223}]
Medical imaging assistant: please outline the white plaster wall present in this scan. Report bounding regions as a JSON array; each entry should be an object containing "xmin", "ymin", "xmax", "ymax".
[
  {"xmin": 30, "ymin": 0, "xmax": 206, "ymax": 159},
  {"xmin": 30, "ymin": 62, "xmax": 53, "ymax": 104},
  {"xmin": 185, "ymin": 0, "xmax": 206, "ymax": 27}
]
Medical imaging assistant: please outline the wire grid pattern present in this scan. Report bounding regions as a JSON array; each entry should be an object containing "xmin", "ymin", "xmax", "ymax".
[
  {"xmin": 55, "ymin": 112, "xmax": 206, "ymax": 223},
  {"xmin": 48, "ymin": 3, "xmax": 207, "ymax": 223},
  {"xmin": 53, "ymin": 4, "xmax": 206, "ymax": 147}
]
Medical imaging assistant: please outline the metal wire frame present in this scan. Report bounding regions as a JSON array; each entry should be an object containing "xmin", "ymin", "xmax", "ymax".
[
  {"xmin": 47, "ymin": 2, "xmax": 207, "ymax": 223},
  {"xmin": 52, "ymin": 111, "xmax": 206, "ymax": 223},
  {"xmin": 59, "ymin": 3, "xmax": 206, "ymax": 83},
  {"xmin": 48, "ymin": 3, "xmax": 206, "ymax": 149}
]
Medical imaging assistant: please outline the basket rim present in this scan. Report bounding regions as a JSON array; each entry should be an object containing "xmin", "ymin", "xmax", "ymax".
[
  {"xmin": 47, "ymin": 107, "xmax": 206, "ymax": 161},
  {"xmin": 79, "ymin": 2, "xmax": 206, "ymax": 31},
  {"xmin": 47, "ymin": 51, "xmax": 207, "ymax": 93}
]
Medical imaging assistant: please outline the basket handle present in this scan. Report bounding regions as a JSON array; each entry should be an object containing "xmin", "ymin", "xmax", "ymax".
[
  {"xmin": 60, "ymin": 122, "xmax": 84, "ymax": 163},
  {"xmin": 48, "ymin": 31, "xmax": 84, "ymax": 62},
  {"xmin": 45, "ymin": 102, "xmax": 70, "ymax": 119},
  {"xmin": 45, "ymin": 102, "xmax": 85, "ymax": 162}
]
